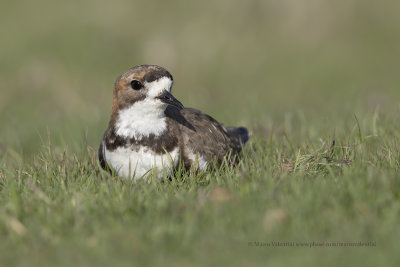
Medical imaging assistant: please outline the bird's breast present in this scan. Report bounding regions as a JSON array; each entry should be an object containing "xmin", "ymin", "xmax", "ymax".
[{"xmin": 103, "ymin": 142, "xmax": 180, "ymax": 180}]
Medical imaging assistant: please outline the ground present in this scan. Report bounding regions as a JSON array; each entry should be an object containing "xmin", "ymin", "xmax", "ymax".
[{"xmin": 1, "ymin": 0, "xmax": 400, "ymax": 266}]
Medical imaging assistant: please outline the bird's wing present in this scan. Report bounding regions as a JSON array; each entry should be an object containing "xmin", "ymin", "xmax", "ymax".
[
  {"xmin": 165, "ymin": 106, "xmax": 243, "ymax": 166},
  {"xmin": 98, "ymin": 136, "xmax": 107, "ymax": 170}
]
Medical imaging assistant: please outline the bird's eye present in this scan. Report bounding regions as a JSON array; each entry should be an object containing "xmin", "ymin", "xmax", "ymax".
[{"xmin": 130, "ymin": 80, "xmax": 143, "ymax": 90}]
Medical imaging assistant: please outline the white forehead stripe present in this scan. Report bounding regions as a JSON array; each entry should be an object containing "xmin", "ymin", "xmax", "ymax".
[{"xmin": 146, "ymin": 77, "xmax": 173, "ymax": 97}]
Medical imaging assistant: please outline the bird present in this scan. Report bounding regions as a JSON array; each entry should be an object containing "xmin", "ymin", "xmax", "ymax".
[{"xmin": 98, "ymin": 65, "xmax": 249, "ymax": 180}]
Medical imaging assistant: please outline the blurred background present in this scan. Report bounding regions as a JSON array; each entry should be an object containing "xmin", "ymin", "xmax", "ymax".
[{"xmin": 1, "ymin": 0, "xmax": 399, "ymax": 157}]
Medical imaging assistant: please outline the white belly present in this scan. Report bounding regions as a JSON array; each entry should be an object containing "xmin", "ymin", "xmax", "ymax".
[{"xmin": 104, "ymin": 143, "xmax": 180, "ymax": 180}]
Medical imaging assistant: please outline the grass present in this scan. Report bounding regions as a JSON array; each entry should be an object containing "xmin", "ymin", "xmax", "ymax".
[
  {"xmin": 1, "ymin": 112, "xmax": 400, "ymax": 266},
  {"xmin": 1, "ymin": 0, "xmax": 400, "ymax": 266}
]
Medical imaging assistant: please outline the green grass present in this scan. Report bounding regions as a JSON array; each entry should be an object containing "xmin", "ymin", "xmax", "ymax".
[
  {"xmin": 1, "ymin": 0, "xmax": 400, "ymax": 266},
  {"xmin": 1, "ymin": 113, "xmax": 400, "ymax": 266}
]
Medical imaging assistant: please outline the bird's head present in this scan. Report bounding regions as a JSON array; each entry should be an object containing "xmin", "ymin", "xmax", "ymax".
[{"xmin": 112, "ymin": 65, "xmax": 183, "ymax": 114}]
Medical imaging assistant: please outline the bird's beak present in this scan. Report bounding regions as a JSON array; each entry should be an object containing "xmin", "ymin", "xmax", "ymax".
[{"xmin": 156, "ymin": 90, "xmax": 184, "ymax": 110}]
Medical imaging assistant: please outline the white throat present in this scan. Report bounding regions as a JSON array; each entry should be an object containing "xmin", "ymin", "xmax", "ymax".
[
  {"xmin": 115, "ymin": 99, "xmax": 168, "ymax": 140},
  {"xmin": 115, "ymin": 76, "xmax": 174, "ymax": 140}
]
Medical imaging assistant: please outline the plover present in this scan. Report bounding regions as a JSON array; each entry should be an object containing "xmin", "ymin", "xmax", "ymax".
[{"xmin": 99, "ymin": 65, "xmax": 249, "ymax": 180}]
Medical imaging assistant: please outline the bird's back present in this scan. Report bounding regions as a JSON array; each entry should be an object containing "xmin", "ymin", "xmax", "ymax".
[{"xmin": 165, "ymin": 106, "xmax": 248, "ymax": 168}]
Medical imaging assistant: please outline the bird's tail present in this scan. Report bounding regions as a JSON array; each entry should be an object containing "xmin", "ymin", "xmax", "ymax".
[{"xmin": 227, "ymin": 126, "xmax": 250, "ymax": 144}]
